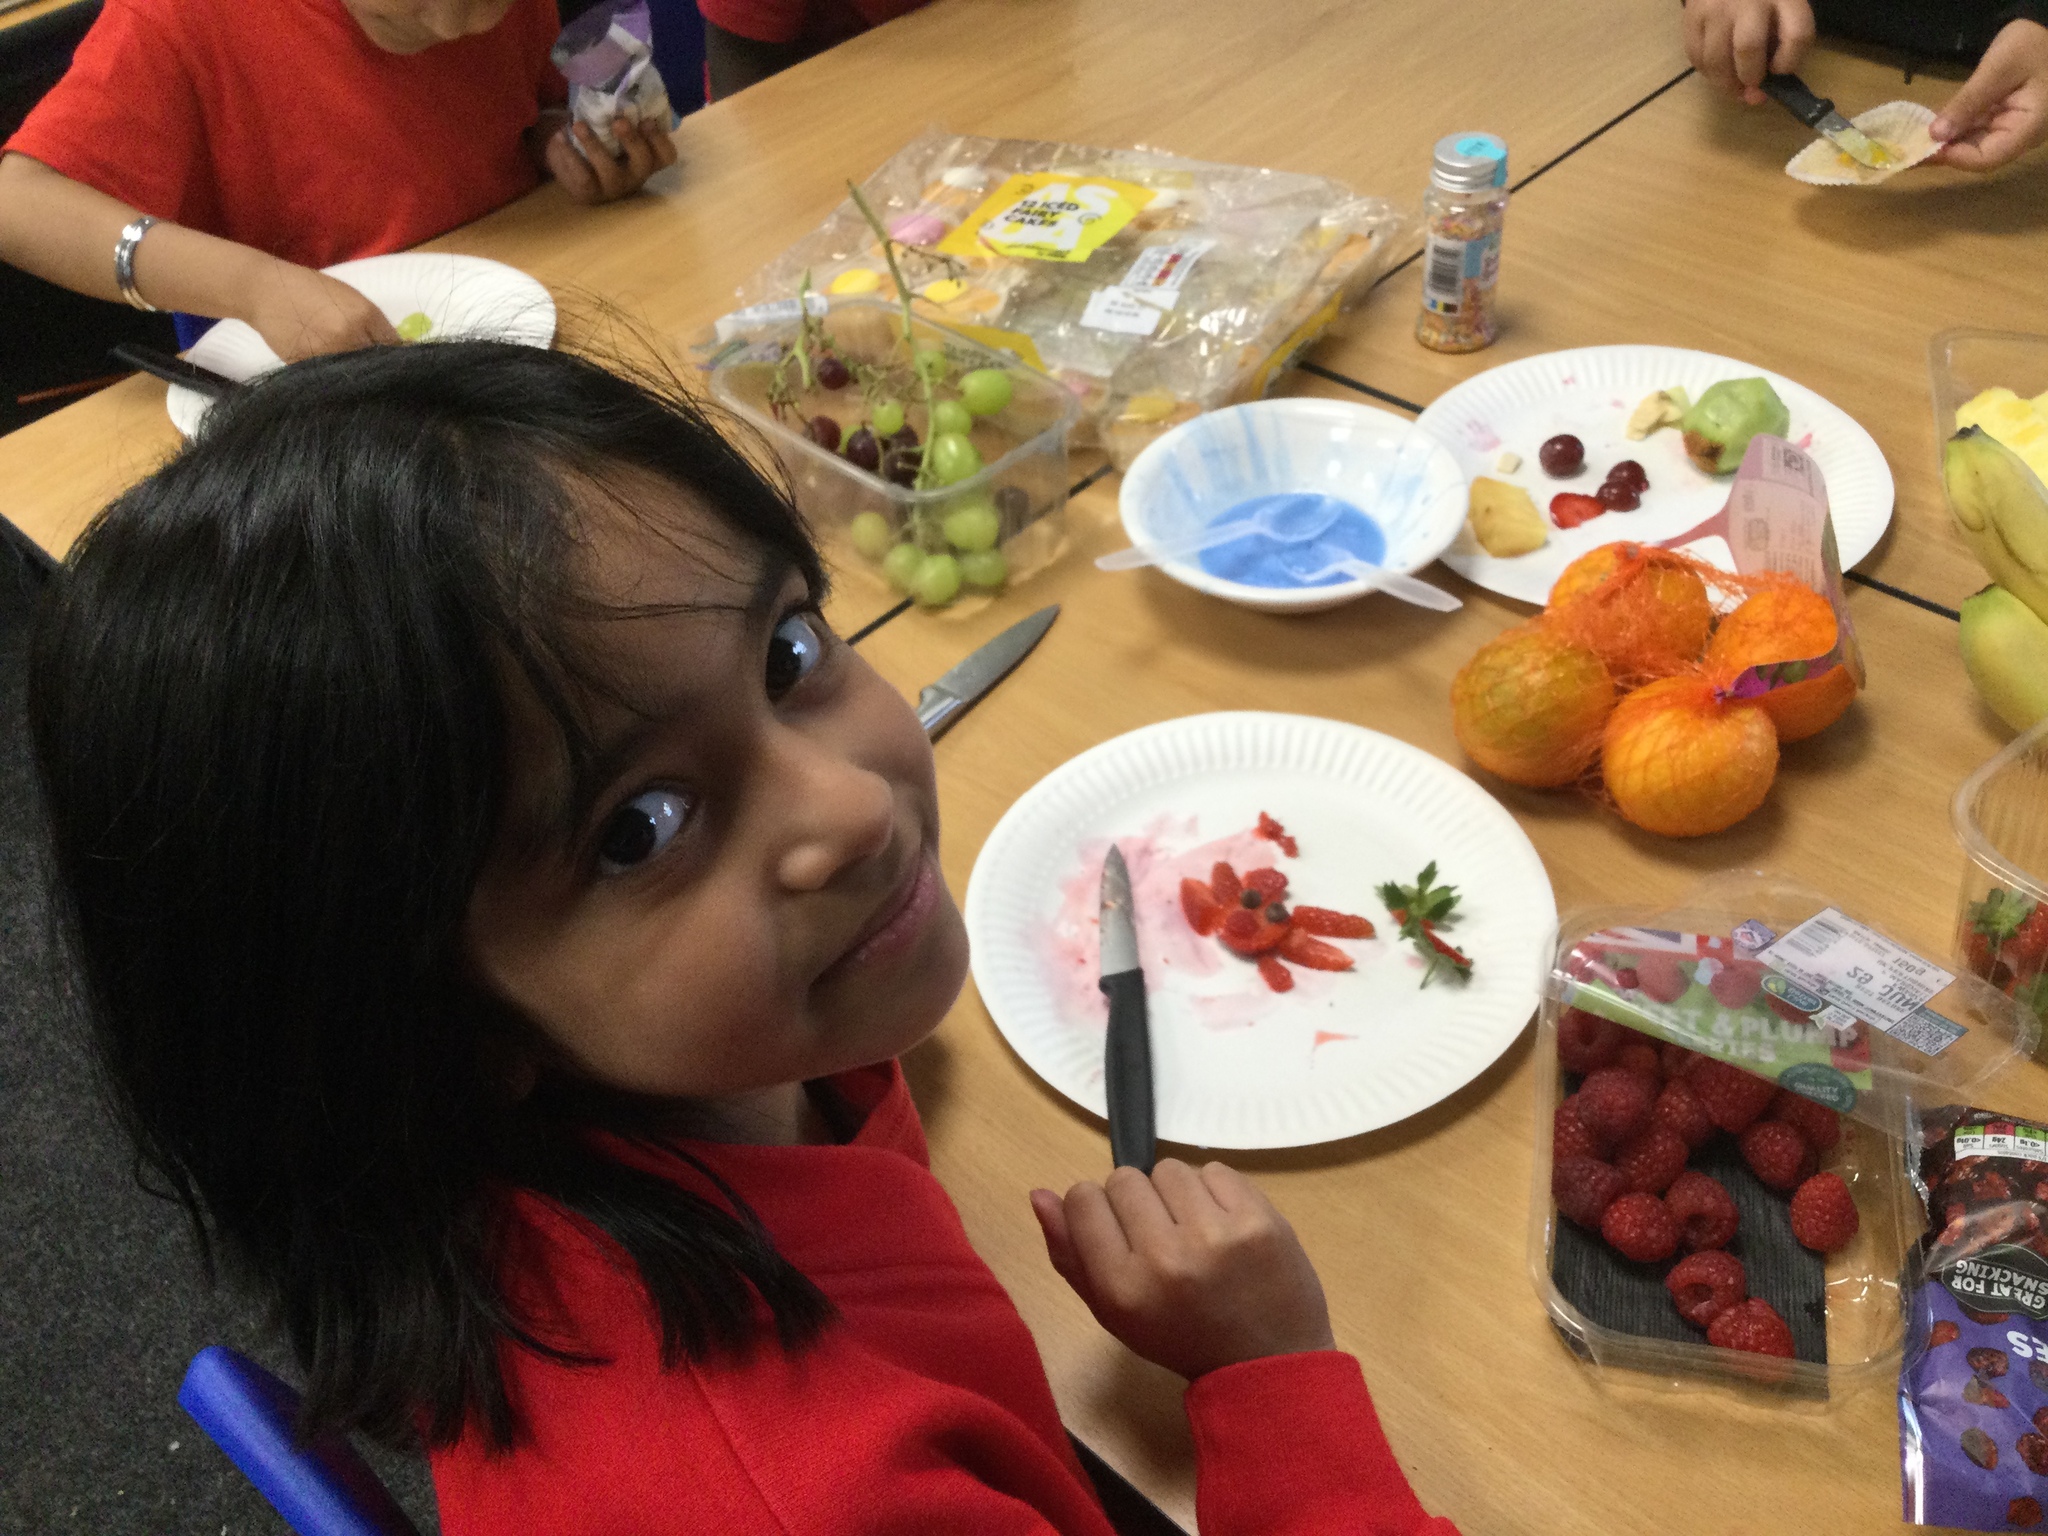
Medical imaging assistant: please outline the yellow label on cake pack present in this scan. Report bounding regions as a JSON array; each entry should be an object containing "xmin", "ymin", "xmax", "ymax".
[{"xmin": 938, "ymin": 173, "xmax": 1154, "ymax": 263}]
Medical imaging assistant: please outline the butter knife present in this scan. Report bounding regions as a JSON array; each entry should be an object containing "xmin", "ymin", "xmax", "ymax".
[
  {"xmin": 916, "ymin": 604, "xmax": 1058, "ymax": 740},
  {"xmin": 1098, "ymin": 844, "xmax": 1155, "ymax": 1172},
  {"xmin": 110, "ymin": 343, "xmax": 238, "ymax": 399},
  {"xmin": 1761, "ymin": 74, "xmax": 1891, "ymax": 169}
]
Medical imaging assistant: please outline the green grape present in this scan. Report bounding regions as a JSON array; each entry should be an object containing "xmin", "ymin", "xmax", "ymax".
[
  {"xmin": 870, "ymin": 399, "xmax": 906, "ymax": 438},
  {"xmin": 959, "ymin": 368, "xmax": 1013, "ymax": 416},
  {"xmin": 848, "ymin": 510, "xmax": 895, "ymax": 561},
  {"xmin": 881, "ymin": 542, "xmax": 925, "ymax": 593},
  {"xmin": 912, "ymin": 348, "xmax": 950, "ymax": 385},
  {"xmin": 930, "ymin": 399, "xmax": 973, "ymax": 438},
  {"xmin": 926, "ymin": 431, "xmax": 983, "ymax": 486},
  {"xmin": 395, "ymin": 310, "xmax": 434, "ymax": 342},
  {"xmin": 941, "ymin": 501, "xmax": 1000, "ymax": 553},
  {"xmin": 911, "ymin": 552, "xmax": 962, "ymax": 607},
  {"xmin": 959, "ymin": 548, "xmax": 1008, "ymax": 589}
]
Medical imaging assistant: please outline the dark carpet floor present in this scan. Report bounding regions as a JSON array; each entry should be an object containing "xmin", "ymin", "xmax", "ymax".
[{"xmin": 0, "ymin": 529, "xmax": 441, "ymax": 1536}]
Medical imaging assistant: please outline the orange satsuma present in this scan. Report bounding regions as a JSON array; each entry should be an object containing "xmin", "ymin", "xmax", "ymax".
[
  {"xmin": 1451, "ymin": 622, "xmax": 1615, "ymax": 788},
  {"xmin": 1601, "ymin": 676, "xmax": 1779, "ymax": 837},
  {"xmin": 1704, "ymin": 585, "xmax": 1856, "ymax": 742},
  {"xmin": 1547, "ymin": 542, "xmax": 1714, "ymax": 680}
]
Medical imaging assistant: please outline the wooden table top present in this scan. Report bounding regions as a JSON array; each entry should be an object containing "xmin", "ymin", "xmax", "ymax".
[{"xmin": 4, "ymin": 1, "xmax": 2043, "ymax": 1529}]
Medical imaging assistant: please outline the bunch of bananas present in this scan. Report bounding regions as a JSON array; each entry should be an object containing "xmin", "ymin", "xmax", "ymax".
[{"xmin": 1943, "ymin": 387, "xmax": 2048, "ymax": 732}]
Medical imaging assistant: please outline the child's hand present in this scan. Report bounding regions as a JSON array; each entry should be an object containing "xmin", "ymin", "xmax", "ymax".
[
  {"xmin": 242, "ymin": 259, "xmax": 400, "ymax": 360},
  {"xmin": 1932, "ymin": 19, "xmax": 2048, "ymax": 171},
  {"xmin": 545, "ymin": 117, "xmax": 679, "ymax": 204},
  {"xmin": 1682, "ymin": 0, "xmax": 1815, "ymax": 104},
  {"xmin": 1030, "ymin": 1159, "xmax": 1335, "ymax": 1382}
]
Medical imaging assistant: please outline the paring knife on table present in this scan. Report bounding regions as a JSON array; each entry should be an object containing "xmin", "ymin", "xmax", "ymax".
[
  {"xmin": 1098, "ymin": 844, "xmax": 1156, "ymax": 1173},
  {"xmin": 110, "ymin": 343, "xmax": 239, "ymax": 399},
  {"xmin": 1760, "ymin": 74, "xmax": 1891, "ymax": 169},
  {"xmin": 916, "ymin": 604, "xmax": 1059, "ymax": 740}
]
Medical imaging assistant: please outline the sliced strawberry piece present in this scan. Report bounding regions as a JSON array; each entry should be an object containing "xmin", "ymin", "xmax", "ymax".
[
  {"xmin": 1219, "ymin": 908, "xmax": 1288, "ymax": 955},
  {"xmin": 1210, "ymin": 861, "xmax": 1242, "ymax": 904},
  {"xmin": 1279, "ymin": 928, "xmax": 1354, "ymax": 971},
  {"xmin": 1180, "ymin": 878, "xmax": 1225, "ymax": 936},
  {"xmin": 1257, "ymin": 953, "xmax": 1295, "ymax": 992},
  {"xmin": 1255, "ymin": 812, "xmax": 1300, "ymax": 857},
  {"xmin": 1244, "ymin": 867, "xmax": 1289, "ymax": 903},
  {"xmin": 1292, "ymin": 905, "xmax": 1375, "ymax": 939},
  {"xmin": 1549, "ymin": 492, "xmax": 1605, "ymax": 529}
]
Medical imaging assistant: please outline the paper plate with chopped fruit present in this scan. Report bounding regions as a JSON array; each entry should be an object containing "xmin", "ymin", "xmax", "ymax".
[
  {"xmin": 165, "ymin": 253, "xmax": 556, "ymax": 436},
  {"xmin": 1420, "ymin": 344, "xmax": 1892, "ymax": 607},
  {"xmin": 963, "ymin": 711, "xmax": 1555, "ymax": 1149}
]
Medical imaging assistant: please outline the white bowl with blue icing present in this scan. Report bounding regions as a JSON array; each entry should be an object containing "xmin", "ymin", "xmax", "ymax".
[{"xmin": 1115, "ymin": 398, "xmax": 1469, "ymax": 613}]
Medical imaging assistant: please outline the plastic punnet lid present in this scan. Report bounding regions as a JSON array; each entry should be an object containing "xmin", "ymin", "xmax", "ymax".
[
  {"xmin": 1430, "ymin": 133, "xmax": 1508, "ymax": 194},
  {"xmin": 1549, "ymin": 872, "xmax": 2041, "ymax": 1140}
]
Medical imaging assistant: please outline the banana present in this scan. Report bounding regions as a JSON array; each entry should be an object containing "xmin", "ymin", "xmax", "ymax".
[
  {"xmin": 1942, "ymin": 427, "xmax": 2048, "ymax": 624},
  {"xmin": 1959, "ymin": 585, "xmax": 2048, "ymax": 732}
]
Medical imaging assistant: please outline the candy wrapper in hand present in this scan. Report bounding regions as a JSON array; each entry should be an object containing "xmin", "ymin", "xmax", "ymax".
[
  {"xmin": 552, "ymin": 0, "xmax": 672, "ymax": 159},
  {"xmin": 1901, "ymin": 1108, "xmax": 2048, "ymax": 1530}
]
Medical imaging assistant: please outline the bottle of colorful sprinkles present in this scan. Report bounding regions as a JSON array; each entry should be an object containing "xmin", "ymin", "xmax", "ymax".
[{"xmin": 1415, "ymin": 132, "xmax": 1508, "ymax": 354}]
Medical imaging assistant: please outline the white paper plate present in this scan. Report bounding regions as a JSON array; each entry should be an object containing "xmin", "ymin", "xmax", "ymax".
[
  {"xmin": 167, "ymin": 253, "xmax": 556, "ymax": 436},
  {"xmin": 963, "ymin": 712, "xmax": 1556, "ymax": 1149},
  {"xmin": 1420, "ymin": 345, "xmax": 1894, "ymax": 606}
]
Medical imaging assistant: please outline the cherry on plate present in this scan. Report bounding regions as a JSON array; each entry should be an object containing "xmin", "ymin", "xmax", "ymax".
[
  {"xmin": 1595, "ymin": 480, "xmax": 1641, "ymax": 511},
  {"xmin": 1606, "ymin": 459, "xmax": 1649, "ymax": 492},
  {"xmin": 1539, "ymin": 434, "xmax": 1586, "ymax": 477}
]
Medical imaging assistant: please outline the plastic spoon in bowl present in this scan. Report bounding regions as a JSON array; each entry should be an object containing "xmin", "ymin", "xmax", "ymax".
[
  {"xmin": 1095, "ymin": 491, "xmax": 1350, "ymax": 572},
  {"xmin": 1280, "ymin": 543, "xmax": 1463, "ymax": 612}
]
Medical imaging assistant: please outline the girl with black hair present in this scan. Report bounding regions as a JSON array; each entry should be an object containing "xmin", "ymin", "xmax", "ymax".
[{"xmin": 29, "ymin": 342, "xmax": 1456, "ymax": 1535}]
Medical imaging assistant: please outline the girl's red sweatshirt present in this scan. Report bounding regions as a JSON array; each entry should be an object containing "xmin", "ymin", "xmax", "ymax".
[{"xmin": 430, "ymin": 1062, "xmax": 1458, "ymax": 1535}]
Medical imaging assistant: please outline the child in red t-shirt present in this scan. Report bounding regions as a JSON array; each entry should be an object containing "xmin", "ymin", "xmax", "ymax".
[
  {"xmin": 702, "ymin": 0, "xmax": 926, "ymax": 96},
  {"xmin": 30, "ymin": 342, "xmax": 1461, "ymax": 1535},
  {"xmin": 0, "ymin": 0, "xmax": 676, "ymax": 361}
]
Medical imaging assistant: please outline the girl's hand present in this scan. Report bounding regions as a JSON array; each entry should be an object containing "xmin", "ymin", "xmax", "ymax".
[
  {"xmin": 1682, "ymin": 0, "xmax": 1815, "ymax": 104},
  {"xmin": 1932, "ymin": 19, "xmax": 2048, "ymax": 171},
  {"xmin": 545, "ymin": 116, "xmax": 679, "ymax": 204},
  {"xmin": 1030, "ymin": 1159, "xmax": 1336, "ymax": 1382},
  {"xmin": 242, "ymin": 259, "xmax": 399, "ymax": 360}
]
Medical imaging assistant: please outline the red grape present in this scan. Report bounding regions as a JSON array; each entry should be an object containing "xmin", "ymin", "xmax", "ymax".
[
  {"xmin": 886, "ymin": 425, "xmax": 921, "ymax": 452},
  {"xmin": 806, "ymin": 414, "xmax": 841, "ymax": 452},
  {"xmin": 1606, "ymin": 459, "xmax": 1649, "ymax": 492},
  {"xmin": 1595, "ymin": 480, "xmax": 1641, "ymax": 511},
  {"xmin": 843, "ymin": 427, "xmax": 881, "ymax": 473},
  {"xmin": 883, "ymin": 446, "xmax": 922, "ymax": 487},
  {"xmin": 815, "ymin": 355, "xmax": 852, "ymax": 391},
  {"xmin": 1539, "ymin": 434, "xmax": 1585, "ymax": 477}
]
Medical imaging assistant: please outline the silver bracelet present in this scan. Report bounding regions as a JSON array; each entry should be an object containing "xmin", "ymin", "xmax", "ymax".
[{"xmin": 114, "ymin": 215, "xmax": 158, "ymax": 312}]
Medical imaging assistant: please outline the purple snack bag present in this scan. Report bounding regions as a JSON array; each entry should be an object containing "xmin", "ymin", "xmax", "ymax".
[{"xmin": 1901, "ymin": 1107, "xmax": 2048, "ymax": 1531}]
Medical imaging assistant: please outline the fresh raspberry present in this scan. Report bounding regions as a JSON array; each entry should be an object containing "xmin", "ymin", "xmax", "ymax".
[
  {"xmin": 1740, "ymin": 1121, "xmax": 1816, "ymax": 1192},
  {"xmin": 1634, "ymin": 951, "xmax": 1691, "ymax": 1003},
  {"xmin": 1577, "ymin": 1068, "xmax": 1655, "ymax": 1147},
  {"xmin": 1706, "ymin": 1298, "xmax": 1795, "ymax": 1357},
  {"xmin": 1179, "ymin": 877, "xmax": 1225, "ymax": 936},
  {"xmin": 1256, "ymin": 953, "xmax": 1293, "ymax": 992},
  {"xmin": 1665, "ymin": 1170, "xmax": 1740, "ymax": 1251},
  {"xmin": 1218, "ymin": 907, "xmax": 1287, "ymax": 956},
  {"xmin": 1277, "ymin": 928, "xmax": 1353, "ymax": 971},
  {"xmin": 1708, "ymin": 959, "xmax": 1765, "ymax": 1009},
  {"xmin": 1768, "ymin": 1090, "xmax": 1842, "ymax": 1154},
  {"xmin": 1665, "ymin": 1250, "xmax": 1747, "ymax": 1327},
  {"xmin": 1788, "ymin": 1172, "xmax": 1859, "ymax": 1252},
  {"xmin": 1929, "ymin": 1319, "xmax": 1959, "ymax": 1347},
  {"xmin": 1553, "ymin": 1155, "xmax": 1628, "ymax": 1229},
  {"xmin": 1614, "ymin": 1039, "xmax": 1663, "ymax": 1083},
  {"xmin": 1554, "ymin": 1095, "xmax": 1602, "ymax": 1161},
  {"xmin": 1651, "ymin": 1078, "xmax": 1715, "ymax": 1149},
  {"xmin": 1555, "ymin": 1007, "xmax": 1623, "ymax": 1074},
  {"xmin": 1601, "ymin": 1191, "xmax": 1679, "ymax": 1262},
  {"xmin": 2008, "ymin": 1496, "xmax": 2041, "ymax": 1530},
  {"xmin": 1660, "ymin": 1042, "xmax": 1706, "ymax": 1080},
  {"xmin": 1290, "ymin": 905, "xmax": 1374, "ymax": 939},
  {"xmin": 1614, "ymin": 1126, "xmax": 1689, "ymax": 1195},
  {"xmin": 1243, "ymin": 867, "xmax": 1289, "ymax": 903},
  {"xmin": 1692, "ymin": 1058, "xmax": 1777, "ymax": 1134},
  {"xmin": 1209, "ymin": 861, "xmax": 1242, "ymax": 904}
]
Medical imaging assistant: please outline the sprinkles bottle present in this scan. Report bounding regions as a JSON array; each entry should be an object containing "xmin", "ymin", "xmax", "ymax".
[{"xmin": 1415, "ymin": 133, "xmax": 1508, "ymax": 354}]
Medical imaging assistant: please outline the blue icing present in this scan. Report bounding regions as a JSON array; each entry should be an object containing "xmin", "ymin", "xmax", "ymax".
[{"xmin": 1194, "ymin": 493, "xmax": 1385, "ymax": 588}]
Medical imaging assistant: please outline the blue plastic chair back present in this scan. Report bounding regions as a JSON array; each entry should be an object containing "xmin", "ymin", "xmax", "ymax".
[{"xmin": 177, "ymin": 1346, "xmax": 422, "ymax": 1536}]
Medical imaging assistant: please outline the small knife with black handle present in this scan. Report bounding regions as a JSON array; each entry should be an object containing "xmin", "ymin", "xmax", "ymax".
[
  {"xmin": 110, "ymin": 343, "xmax": 238, "ymax": 399},
  {"xmin": 1760, "ymin": 74, "xmax": 1891, "ymax": 169},
  {"xmin": 1098, "ymin": 843, "xmax": 1155, "ymax": 1173}
]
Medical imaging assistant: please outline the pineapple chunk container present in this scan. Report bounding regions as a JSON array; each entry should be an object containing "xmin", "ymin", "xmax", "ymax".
[
  {"xmin": 1528, "ymin": 873, "xmax": 2039, "ymax": 1396},
  {"xmin": 1929, "ymin": 328, "xmax": 2048, "ymax": 485},
  {"xmin": 707, "ymin": 129, "xmax": 1414, "ymax": 470}
]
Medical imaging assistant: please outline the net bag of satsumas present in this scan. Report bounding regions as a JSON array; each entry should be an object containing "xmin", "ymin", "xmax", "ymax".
[{"xmin": 1450, "ymin": 542, "xmax": 1862, "ymax": 837}]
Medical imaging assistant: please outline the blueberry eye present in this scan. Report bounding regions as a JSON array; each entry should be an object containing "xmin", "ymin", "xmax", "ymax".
[
  {"xmin": 596, "ymin": 789, "xmax": 690, "ymax": 874},
  {"xmin": 766, "ymin": 611, "xmax": 825, "ymax": 698}
]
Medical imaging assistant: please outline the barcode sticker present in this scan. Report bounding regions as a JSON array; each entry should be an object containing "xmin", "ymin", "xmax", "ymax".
[
  {"xmin": 1759, "ymin": 908, "xmax": 1960, "ymax": 1055},
  {"xmin": 1422, "ymin": 236, "xmax": 1465, "ymax": 310}
]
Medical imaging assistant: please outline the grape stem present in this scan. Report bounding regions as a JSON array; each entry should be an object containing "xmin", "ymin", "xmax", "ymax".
[
  {"xmin": 846, "ymin": 180, "xmax": 941, "ymax": 493},
  {"xmin": 791, "ymin": 270, "xmax": 817, "ymax": 393}
]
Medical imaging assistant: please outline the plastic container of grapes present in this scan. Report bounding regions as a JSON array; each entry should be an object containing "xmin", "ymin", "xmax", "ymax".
[
  {"xmin": 705, "ymin": 300, "xmax": 1080, "ymax": 598},
  {"xmin": 1527, "ymin": 872, "xmax": 2040, "ymax": 1399},
  {"xmin": 1953, "ymin": 716, "xmax": 2048, "ymax": 1046}
]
